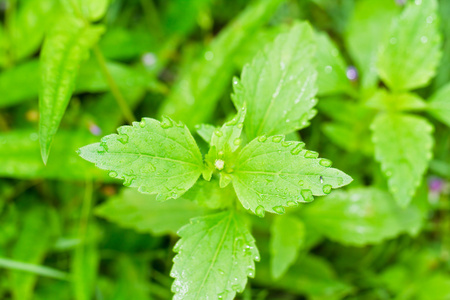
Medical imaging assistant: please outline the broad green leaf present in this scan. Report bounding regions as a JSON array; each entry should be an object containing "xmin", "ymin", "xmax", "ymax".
[
  {"xmin": 371, "ymin": 113, "xmax": 433, "ymax": 207},
  {"xmin": 433, "ymin": 0, "xmax": 450, "ymax": 90},
  {"xmin": 427, "ymin": 83, "xmax": 450, "ymax": 127},
  {"xmin": 0, "ymin": 130, "xmax": 109, "ymax": 181},
  {"xmin": 79, "ymin": 0, "xmax": 109, "ymax": 21},
  {"xmin": 95, "ymin": 188, "xmax": 205, "ymax": 235},
  {"xmin": 232, "ymin": 136, "xmax": 352, "ymax": 216},
  {"xmin": 315, "ymin": 32, "xmax": 353, "ymax": 96},
  {"xmin": 78, "ymin": 117, "xmax": 203, "ymax": 201},
  {"xmin": 366, "ymin": 89, "xmax": 427, "ymax": 112},
  {"xmin": 195, "ymin": 124, "xmax": 217, "ymax": 144},
  {"xmin": 39, "ymin": 16, "xmax": 104, "ymax": 164},
  {"xmin": 255, "ymin": 254, "xmax": 353, "ymax": 300},
  {"xmin": 159, "ymin": 0, "xmax": 284, "ymax": 127},
  {"xmin": 345, "ymin": 0, "xmax": 399, "ymax": 89},
  {"xmin": 232, "ymin": 22, "xmax": 318, "ymax": 140},
  {"xmin": 377, "ymin": 0, "xmax": 442, "ymax": 91},
  {"xmin": 300, "ymin": 188, "xmax": 426, "ymax": 246},
  {"xmin": 171, "ymin": 211, "xmax": 259, "ymax": 300},
  {"xmin": 270, "ymin": 215, "xmax": 305, "ymax": 279},
  {"xmin": 9, "ymin": 0, "xmax": 57, "ymax": 61},
  {"xmin": 183, "ymin": 178, "xmax": 234, "ymax": 210}
]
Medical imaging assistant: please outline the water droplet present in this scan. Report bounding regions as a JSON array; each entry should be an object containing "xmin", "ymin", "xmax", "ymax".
[
  {"xmin": 298, "ymin": 180, "xmax": 304, "ymax": 186},
  {"xmin": 272, "ymin": 136, "xmax": 282, "ymax": 143},
  {"xmin": 281, "ymin": 141, "xmax": 293, "ymax": 147},
  {"xmin": 118, "ymin": 134, "xmax": 129, "ymax": 144},
  {"xmin": 301, "ymin": 189, "xmax": 314, "ymax": 202},
  {"xmin": 108, "ymin": 171, "xmax": 118, "ymax": 178},
  {"xmin": 160, "ymin": 117, "xmax": 173, "ymax": 129},
  {"xmin": 324, "ymin": 65, "xmax": 333, "ymax": 74},
  {"xmin": 287, "ymin": 200, "xmax": 298, "ymax": 207},
  {"xmin": 204, "ymin": 51, "xmax": 214, "ymax": 61},
  {"xmin": 323, "ymin": 184, "xmax": 332, "ymax": 194},
  {"xmin": 390, "ymin": 37, "xmax": 397, "ymax": 45},
  {"xmin": 319, "ymin": 159, "xmax": 332, "ymax": 167},
  {"xmin": 290, "ymin": 143, "xmax": 304, "ymax": 155},
  {"xmin": 218, "ymin": 150, "xmax": 224, "ymax": 157},
  {"xmin": 254, "ymin": 255, "xmax": 260, "ymax": 262},
  {"xmin": 304, "ymin": 150, "xmax": 318, "ymax": 158},
  {"xmin": 141, "ymin": 163, "xmax": 156, "ymax": 174},
  {"xmin": 233, "ymin": 138, "xmax": 241, "ymax": 146},
  {"xmin": 255, "ymin": 206, "xmax": 265, "ymax": 218},
  {"xmin": 273, "ymin": 206, "xmax": 285, "ymax": 214},
  {"xmin": 214, "ymin": 130, "xmax": 223, "ymax": 137},
  {"xmin": 420, "ymin": 36, "xmax": 428, "ymax": 43},
  {"xmin": 139, "ymin": 120, "xmax": 146, "ymax": 128},
  {"xmin": 258, "ymin": 135, "xmax": 267, "ymax": 142},
  {"xmin": 100, "ymin": 141, "xmax": 109, "ymax": 151},
  {"xmin": 237, "ymin": 123, "xmax": 244, "ymax": 129},
  {"xmin": 123, "ymin": 176, "xmax": 134, "ymax": 187},
  {"xmin": 231, "ymin": 283, "xmax": 241, "ymax": 291},
  {"xmin": 247, "ymin": 268, "xmax": 255, "ymax": 278},
  {"xmin": 218, "ymin": 269, "xmax": 225, "ymax": 275},
  {"xmin": 426, "ymin": 16, "xmax": 434, "ymax": 24}
]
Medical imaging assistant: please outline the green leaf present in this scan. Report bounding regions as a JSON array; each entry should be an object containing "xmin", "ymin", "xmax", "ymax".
[
  {"xmin": 345, "ymin": 0, "xmax": 399, "ymax": 90},
  {"xmin": 371, "ymin": 113, "xmax": 433, "ymax": 207},
  {"xmin": 9, "ymin": 0, "xmax": 57, "ymax": 61},
  {"xmin": 78, "ymin": 0, "xmax": 109, "ymax": 21},
  {"xmin": 366, "ymin": 89, "xmax": 427, "ymax": 112},
  {"xmin": 183, "ymin": 178, "xmax": 234, "ymax": 210},
  {"xmin": 95, "ymin": 188, "xmax": 205, "ymax": 235},
  {"xmin": 300, "ymin": 188, "xmax": 426, "ymax": 246},
  {"xmin": 315, "ymin": 32, "xmax": 353, "ymax": 96},
  {"xmin": 78, "ymin": 117, "xmax": 203, "ymax": 201},
  {"xmin": 377, "ymin": 0, "xmax": 442, "ymax": 91},
  {"xmin": 232, "ymin": 136, "xmax": 352, "ymax": 216},
  {"xmin": 210, "ymin": 105, "xmax": 246, "ymax": 155},
  {"xmin": 270, "ymin": 215, "xmax": 305, "ymax": 279},
  {"xmin": 195, "ymin": 124, "xmax": 217, "ymax": 145},
  {"xmin": 159, "ymin": 0, "xmax": 284, "ymax": 127},
  {"xmin": 232, "ymin": 22, "xmax": 318, "ymax": 140},
  {"xmin": 255, "ymin": 254, "xmax": 353, "ymax": 300},
  {"xmin": 427, "ymin": 83, "xmax": 450, "ymax": 127},
  {"xmin": 0, "ymin": 60, "xmax": 40, "ymax": 108},
  {"xmin": 39, "ymin": 16, "xmax": 104, "ymax": 164},
  {"xmin": 171, "ymin": 211, "xmax": 259, "ymax": 300},
  {"xmin": 0, "ymin": 130, "xmax": 109, "ymax": 181},
  {"xmin": 0, "ymin": 257, "xmax": 69, "ymax": 281}
]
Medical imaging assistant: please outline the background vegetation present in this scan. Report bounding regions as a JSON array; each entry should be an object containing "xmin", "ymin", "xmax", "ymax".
[{"xmin": 0, "ymin": 0, "xmax": 449, "ymax": 299}]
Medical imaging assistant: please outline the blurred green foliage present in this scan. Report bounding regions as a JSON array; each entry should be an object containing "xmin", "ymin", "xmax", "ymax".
[{"xmin": 0, "ymin": 0, "xmax": 449, "ymax": 299}]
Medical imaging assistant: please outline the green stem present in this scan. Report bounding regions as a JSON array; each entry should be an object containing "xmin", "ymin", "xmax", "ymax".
[{"xmin": 92, "ymin": 45, "xmax": 136, "ymax": 124}]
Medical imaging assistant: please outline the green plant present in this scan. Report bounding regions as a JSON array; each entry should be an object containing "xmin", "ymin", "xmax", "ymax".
[{"xmin": 79, "ymin": 23, "xmax": 352, "ymax": 298}]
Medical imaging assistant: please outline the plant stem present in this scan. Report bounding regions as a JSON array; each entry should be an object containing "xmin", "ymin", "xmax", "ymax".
[{"xmin": 92, "ymin": 45, "xmax": 136, "ymax": 124}]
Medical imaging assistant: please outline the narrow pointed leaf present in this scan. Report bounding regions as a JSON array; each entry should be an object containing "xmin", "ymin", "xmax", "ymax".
[
  {"xmin": 39, "ymin": 17, "xmax": 104, "ymax": 163},
  {"xmin": 210, "ymin": 105, "xmax": 246, "ymax": 154},
  {"xmin": 377, "ymin": 0, "xmax": 442, "ymax": 91},
  {"xmin": 78, "ymin": 117, "xmax": 203, "ymax": 201},
  {"xmin": 270, "ymin": 215, "xmax": 305, "ymax": 279},
  {"xmin": 300, "ymin": 188, "xmax": 427, "ymax": 245},
  {"xmin": 427, "ymin": 83, "xmax": 450, "ymax": 127},
  {"xmin": 171, "ymin": 211, "xmax": 259, "ymax": 300},
  {"xmin": 232, "ymin": 136, "xmax": 352, "ymax": 215},
  {"xmin": 232, "ymin": 22, "xmax": 318, "ymax": 140},
  {"xmin": 371, "ymin": 113, "xmax": 433, "ymax": 207}
]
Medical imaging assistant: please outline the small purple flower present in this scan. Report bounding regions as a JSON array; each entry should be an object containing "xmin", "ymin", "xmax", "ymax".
[
  {"xmin": 346, "ymin": 66, "xmax": 358, "ymax": 82},
  {"xmin": 395, "ymin": 0, "xmax": 406, "ymax": 6},
  {"xmin": 428, "ymin": 177, "xmax": 444, "ymax": 194},
  {"xmin": 89, "ymin": 123, "xmax": 102, "ymax": 136}
]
